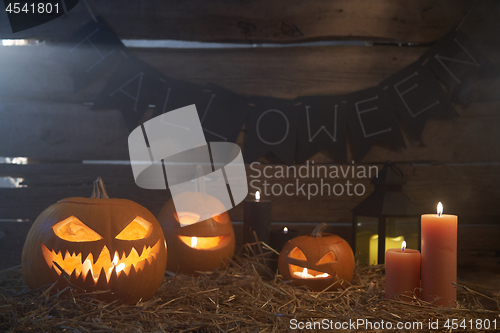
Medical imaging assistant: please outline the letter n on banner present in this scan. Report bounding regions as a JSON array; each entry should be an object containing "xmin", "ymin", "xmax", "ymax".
[
  {"xmin": 244, "ymin": 96, "xmax": 298, "ymax": 165},
  {"xmin": 92, "ymin": 55, "xmax": 163, "ymax": 131},
  {"xmin": 345, "ymin": 86, "xmax": 405, "ymax": 161},
  {"xmin": 295, "ymin": 96, "xmax": 347, "ymax": 164},
  {"xmin": 382, "ymin": 60, "xmax": 458, "ymax": 137},
  {"xmin": 422, "ymin": 29, "xmax": 499, "ymax": 104},
  {"xmin": 61, "ymin": 16, "xmax": 126, "ymax": 92}
]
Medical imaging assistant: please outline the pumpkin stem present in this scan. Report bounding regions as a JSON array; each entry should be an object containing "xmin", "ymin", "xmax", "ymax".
[
  {"xmin": 311, "ymin": 223, "xmax": 328, "ymax": 237},
  {"xmin": 91, "ymin": 177, "xmax": 110, "ymax": 199},
  {"xmin": 194, "ymin": 165, "xmax": 207, "ymax": 194}
]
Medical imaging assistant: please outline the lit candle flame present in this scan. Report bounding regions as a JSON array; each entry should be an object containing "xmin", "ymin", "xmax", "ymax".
[
  {"xmin": 283, "ymin": 227, "xmax": 288, "ymax": 234},
  {"xmin": 437, "ymin": 202, "xmax": 443, "ymax": 216},
  {"xmin": 255, "ymin": 191, "xmax": 260, "ymax": 201},
  {"xmin": 318, "ymin": 273, "xmax": 329, "ymax": 278},
  {"xmin": 112, "ymin": 252, "xmax": 119, "ymax": 266},
  {"xmin": 401, "ymin": 241, "xmax": 406, "ymax": 251},
  {"xmin": 301, "ymin": 267, "xmax": 308, "ymax": 279},
  {"xmin": 191, "ymin": 236, "xmax": 198, "ymax": 248}
]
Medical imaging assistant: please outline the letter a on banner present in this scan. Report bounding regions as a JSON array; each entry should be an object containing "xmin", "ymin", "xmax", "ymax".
[{"xmin": 92, "ymin": 55, "xmax": 164, "ymax": 130}]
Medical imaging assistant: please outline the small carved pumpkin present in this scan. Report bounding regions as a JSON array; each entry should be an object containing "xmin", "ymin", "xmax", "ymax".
[
  {"xmin": 157, "ymin": 191, "xmax": 235, "ymax": 275},
  {"xmin": 21, "ymin": 177, "xmax": 167, "ymax": 304},
  {"xmin": 278, "ymin": 223, "xmax": 354, "ymax": 291}
]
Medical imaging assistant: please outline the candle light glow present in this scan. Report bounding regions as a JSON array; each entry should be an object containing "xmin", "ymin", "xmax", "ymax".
[{"xmin": 191, "ymin": 236, "xmax": 198, "ymax": 248}]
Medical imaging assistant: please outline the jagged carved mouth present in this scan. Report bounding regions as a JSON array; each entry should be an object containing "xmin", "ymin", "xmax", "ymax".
[
  {"xmin": 41, "ymin": 240, "xmax": 162, "ymax": 284},
  {"xmin": 178, "ymin": 235, "xmax": 230, "ymax": 250},
  {"xmin": 288, "ymin": 264, "xmax": 331, "ymax": 279}
]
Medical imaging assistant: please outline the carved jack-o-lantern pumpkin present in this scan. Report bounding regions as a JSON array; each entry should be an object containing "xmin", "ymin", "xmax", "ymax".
[
  {"xmin": 158, "ymin": 191, "xmax": 235, "ymax": 275},
  {"xmin": 278, "ymin": 223, "xmax": 354, "ymax": 291},
  {"xmin": 21, "ymin": 178, "xmax": 167, "ymax": 304}
]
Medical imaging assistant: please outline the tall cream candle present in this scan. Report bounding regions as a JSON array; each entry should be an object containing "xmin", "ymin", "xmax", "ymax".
[{"xmin": 421, "ymin": 202, "xmax": 457, "ymax": 307}]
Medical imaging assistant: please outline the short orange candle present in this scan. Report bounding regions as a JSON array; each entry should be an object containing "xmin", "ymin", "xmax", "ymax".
[
  {"xmin": 421, "ymin": 202, "xmax": 457, "ymax": 307},
  {"xmin": 385, "ymin": 241, "xmax": 421, "ymax": 301}
]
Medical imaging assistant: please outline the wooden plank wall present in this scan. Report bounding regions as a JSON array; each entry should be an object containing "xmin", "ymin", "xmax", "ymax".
[{"xmin": 1, "ymin": 0, "xmax": 499, "ymax": 270}]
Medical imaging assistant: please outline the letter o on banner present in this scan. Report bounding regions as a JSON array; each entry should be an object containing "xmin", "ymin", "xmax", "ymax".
[{"xmin": 256, "ymin": 109, "xmax": 289, "ymax": 145}]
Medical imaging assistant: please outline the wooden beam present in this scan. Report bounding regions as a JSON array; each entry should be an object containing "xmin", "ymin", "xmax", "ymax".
[{"xmin": 0, "ymin": 0, "xmax": 486, "ymax": 44}]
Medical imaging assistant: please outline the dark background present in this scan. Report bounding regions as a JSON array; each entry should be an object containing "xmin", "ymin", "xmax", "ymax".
[{"xmin": 0, "ymin": 1, "xmax": 499, "ymax": 291}]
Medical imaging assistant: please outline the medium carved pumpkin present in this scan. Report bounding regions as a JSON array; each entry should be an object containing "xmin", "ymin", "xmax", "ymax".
[
  {"xmin": 278, "ymin": 223, "xmax": 354, "ymax": 291},
  {"xmin": 158, "ymin": 191, "xmax": 235, "ymax": 275},
  {"xmin": 21, "ymin": 177, "xmax": 167, "ymax": 304}
]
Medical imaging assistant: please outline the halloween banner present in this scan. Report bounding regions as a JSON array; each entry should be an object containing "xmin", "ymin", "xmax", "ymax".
[
  {"xmin": 381, "ymin": 60, "xmax": 458, "ymax": 137},
  {"xmin": 244, "ymin": 97, "xmax": 298, "ymax": 165},
  {"xmin": 153, "ymin": 82, "xmax": 251, "ymax": 143},
  {"xmin": 57, "ymin": 16, "xmax": 499, "ymax": 163},
  {"xmin": 422, "ymin": 29, "xmax": 500, "ymax": 105},
  {"xmin": 295, "ymin": 96, "xmax": 348, "ymax": 164},
  {"xmin": 92, "ymin": 55, "xmax": 164, "ymax": 131},
  {"xmin": 62, "ymin": 15, "xmax": 127, "ymax": 92}
]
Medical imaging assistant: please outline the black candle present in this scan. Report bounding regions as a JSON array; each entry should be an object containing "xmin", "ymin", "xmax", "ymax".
[
  {"xmin": 269, "ymin": 227, "xmax": 299, "ymax": 252},
  {"xmin": 268, "ymin": 227, "xmax": 299, "ymax": 272},
  {"xmin": 243, "ymin": 191, "xmax": 272, "ymax": 244}
]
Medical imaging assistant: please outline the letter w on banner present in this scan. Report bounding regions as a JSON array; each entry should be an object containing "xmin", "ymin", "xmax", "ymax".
[{"xmin": 295, "ymin": 95, "xmax": 348, "ymax": 164}]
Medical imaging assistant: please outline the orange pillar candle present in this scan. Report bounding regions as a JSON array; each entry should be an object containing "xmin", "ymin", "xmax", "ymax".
[
  {"xmin": 421, "ymin": 202, "xmax": 457, "ymax": 306},
  {"xmin": 385, "ymin": 241, "xmax": 421, "ymax": 301}
]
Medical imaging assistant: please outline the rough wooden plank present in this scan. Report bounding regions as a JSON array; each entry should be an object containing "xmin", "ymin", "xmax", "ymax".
[
  {"xmin": 1, "ymin": 98, "xmax": 499, "ymax": 162},
  {"xmin": 2, "ymin": 40, "xmax": 498, "ymax": 104},
  {"xmin": 0, "ymin": 100, "xmax": 130, "ymax": 160},
  {"xmin": 0, "ymin": 0, "xmax": 479, "ymax": 43},
  {"xmin": 1, "ymin": 163, "xmax": 499, "ymax": 227}
]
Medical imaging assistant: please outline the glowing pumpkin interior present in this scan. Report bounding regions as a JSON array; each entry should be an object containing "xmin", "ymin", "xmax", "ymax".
[
  {"xmin": 178, "ymin": 235, "xmax": 230, "ymax": 250},
  {"xmin": 175, "ymin": 210, "xmax": 231, "ymax": 250},
  {"xmin": 287, "ymin": 247, "xmax": 337, "ymax": 279},
  {"xmin": 42, "ymin": 215, "xmax": 162, "ymax": 284}
]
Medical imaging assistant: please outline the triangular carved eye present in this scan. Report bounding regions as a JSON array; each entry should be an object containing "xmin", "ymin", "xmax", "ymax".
[
  {"xmin": 52, "ymin": 216, "xmax": 102, "ymax": 242},
  {"xmin": 316, "ymin": 251, "xmax": 336, "ymax": 265},
  {"xmin": 288, "ymin": 247, "xmax": 307, "ymax": 260},
  {"xmin": 116, "ymin": 216, "xmax": 152, "ymax": 240}
]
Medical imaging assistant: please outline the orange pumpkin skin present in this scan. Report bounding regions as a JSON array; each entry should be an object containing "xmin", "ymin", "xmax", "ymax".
[
  {"xmin": 21, "ymin": 179, "xmax": 167, "ymax": 304},
  {"xmin": 157, "ymin": 192, "xmax": 235, "ymax": 275},
  {"xmin": 278, "ymin": 225, "xmax": 354, "ymax": 292}
]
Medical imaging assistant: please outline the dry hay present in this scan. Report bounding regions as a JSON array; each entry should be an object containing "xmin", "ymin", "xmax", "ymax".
[{"xmin": 1, "ymin": 243, "xmax": 499, "ymax": 332}]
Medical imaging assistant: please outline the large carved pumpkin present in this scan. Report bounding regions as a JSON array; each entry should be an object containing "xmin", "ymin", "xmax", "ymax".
[
  {"xmin": 158, "ymin": 191, "xmax": 235, "ymax": 275},
  {"xmin": 278, "ymin": 223, "xmax": 354, "ymax": 291},
  {"xmin": 21, "ymin": 177, "xmax": 167, "ymax": 304}
]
